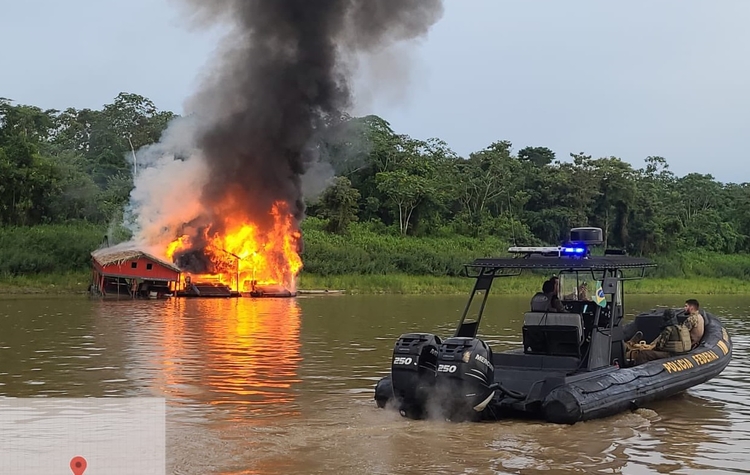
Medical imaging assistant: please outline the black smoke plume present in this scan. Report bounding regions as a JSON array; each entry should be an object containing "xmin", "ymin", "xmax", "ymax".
[{"xmin": 167, "ymin": 0, "xmax": 444, "ymax": 271}]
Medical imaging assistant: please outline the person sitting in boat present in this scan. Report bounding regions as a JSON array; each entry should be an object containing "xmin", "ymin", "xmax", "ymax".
[
  {"xmin": 550, "ymin": 275, "xmax": 559, "ymax": 292},
  {"xmin": 530, "ymin": 280, "xmax": 564, "ymax": 312},
  {"xmin": 549, "ymin": 275, "xmax": 569, "ymax": 304},
  {"xmin": 628, "ymin": 308, "xmax": 692, "ymax": 365},
  {"xmin": 683, "ymin": 299, "xmax": 705, "ymax": 349}
]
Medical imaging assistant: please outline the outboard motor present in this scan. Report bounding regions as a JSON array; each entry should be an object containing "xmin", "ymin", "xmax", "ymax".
[
  {"xmin": 431, "ymin": 337, "xmax": 495, "ymax": 422},
  {"xmin": 390, "ymin": 333, "xmax": 441, "ymax": 419}
]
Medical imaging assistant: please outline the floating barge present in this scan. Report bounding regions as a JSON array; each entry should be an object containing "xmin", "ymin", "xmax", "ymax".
[
  {"xmin": 174, "ymin": 281, "xmax": 295, "ymax": 299},
  {"xmin": 176, "ymin": 279, "xmax": 241, "ymax": 298},
  {"xmin": 243, "ymin": 283, "xmax": 297, "ymax": 298}
]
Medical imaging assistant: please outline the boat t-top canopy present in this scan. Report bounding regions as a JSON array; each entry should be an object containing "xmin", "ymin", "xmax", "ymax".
[
  {"xmin": 467, "ymin": 255, "xmax": 655, "ymax": 272},
  {"xmin": 463, "ymin": 228, "xmax": 657, "ymax": 278}
]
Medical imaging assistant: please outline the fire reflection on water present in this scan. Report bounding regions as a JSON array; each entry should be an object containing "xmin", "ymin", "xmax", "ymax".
[
  {"xmin": 5, "ymin": 295, "xmax": 750, "ymax": 474},
  {"xmin": 153, "ymin": 297, "xmax": 302, "ymax": 418}
]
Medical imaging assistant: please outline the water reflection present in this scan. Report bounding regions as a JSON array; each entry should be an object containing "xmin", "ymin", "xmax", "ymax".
[
  {"xmin": 196, "ymin": 298, "xmax": 302, "ymax": 415},
  {"xmin": 88, "ymin": 298, "xmax": 305, "ymax": 474},
  {"xmin": 1, "ymin": 294, "xmax": 749, "ymax": 474},
  {"xmin": 92, "ymin": 298, "xmax": 303, "ymax": 418}
]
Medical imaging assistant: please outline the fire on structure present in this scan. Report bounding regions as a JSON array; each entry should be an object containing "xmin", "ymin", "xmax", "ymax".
[{"xmin": 165, "ymin": 201, "xmax": 302, "ymax": 295}]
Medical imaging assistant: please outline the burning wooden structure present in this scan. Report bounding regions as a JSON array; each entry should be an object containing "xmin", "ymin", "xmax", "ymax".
[
  {"xmin": 165, "ymin": 201, "xmax": 302, "ymax": 299},
  {"xmin": 90, "ymin": 247, "xmax": 298, "ymax": 299},
  {"xmin": 90, "ymin": 248, "xmax": 182, "ymax": 299},
  {"xmin": 176, "ymin": 275, "xmax": 240, "ymax": 298},
  {"xmin": 90, "ymin": 201, "xmax": 303, "ymax": 299}
]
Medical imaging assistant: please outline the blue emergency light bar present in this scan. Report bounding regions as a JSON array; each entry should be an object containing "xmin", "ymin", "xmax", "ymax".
[
  {"xmin": 562, "ymin": 246, "xmax": 586, "ymax": 255},
  {"xmin": 508, "ymin": 227, "xmax": 602, "ymax": 258},
  {"xmin": 508, "ymin": 243, "xmax": 590, "ymax": 258}
]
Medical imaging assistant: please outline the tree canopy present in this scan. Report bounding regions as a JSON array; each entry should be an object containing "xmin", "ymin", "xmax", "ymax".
[{"xmin": 1, "ymin": 94, "xmax": 748, "ymax": 257}]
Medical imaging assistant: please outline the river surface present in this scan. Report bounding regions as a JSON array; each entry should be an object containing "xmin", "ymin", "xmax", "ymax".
[{"xmin": 0, "ymin": 293, "xmax": 748, "ymax": 474}]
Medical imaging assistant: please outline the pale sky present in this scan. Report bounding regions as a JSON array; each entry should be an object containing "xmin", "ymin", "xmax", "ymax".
[{"xmin": 1, "ymin": 0, "xmax": 748, "ymax": 183}]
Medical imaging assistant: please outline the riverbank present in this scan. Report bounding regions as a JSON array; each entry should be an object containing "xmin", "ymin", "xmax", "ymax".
[
  {"xmin": 299, "ymin": 274, "xmax": 750, "ymax": 295},
  {"xmin": 0, "ymin": 272, "xmax": 91, "ymax": 295},
  {"xmin": 3, "ymin": 271, "xmax": 750, "ymax": 296}
]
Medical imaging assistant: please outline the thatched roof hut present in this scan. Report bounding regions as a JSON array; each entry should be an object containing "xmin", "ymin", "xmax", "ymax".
[{"xmin": 91, "ymin": 248, "xmax": 182, "ymax": 274}]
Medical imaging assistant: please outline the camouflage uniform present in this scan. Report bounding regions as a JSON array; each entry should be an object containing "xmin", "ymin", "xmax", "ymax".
[
  {"xmin": 630, "ymin": 330, "xmax": 672, "ymax": 365},
  {"xmin": 650, "ymin": 326, "xmax": 674, "ymax": 351},
  {"xmin": 684, "ymin": 313, "xmax": 701, "ymax": 328},
  {"xmin": 682, "ymin": 311, "xmax": 705, "ymax": 349},
  {"xmin": 629, "ymin": 309, "xmax": 688, "ymax": 365}
]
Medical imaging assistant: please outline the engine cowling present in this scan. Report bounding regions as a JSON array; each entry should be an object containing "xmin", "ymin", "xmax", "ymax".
[
  {"xmin": 390, "ymin": 332, "xmax": 441, "ymax": 419},
  {"xmin": 431, "ymin": 337, "xmax": 495, "ymax": 421}
]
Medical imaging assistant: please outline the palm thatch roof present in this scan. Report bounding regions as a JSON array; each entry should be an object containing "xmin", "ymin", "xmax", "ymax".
[{"xmin": 91, "ymin": 247, "xmax": 182, "ymax": 273}]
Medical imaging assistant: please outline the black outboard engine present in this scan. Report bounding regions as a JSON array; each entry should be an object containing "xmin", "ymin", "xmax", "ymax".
[
  {"xmin": 431, "ymin": 337, "xmax": 495, "ymax": 422},
  {"xmin": 389, "ymin": 333, "xmax": 441, "ymax": 419}
]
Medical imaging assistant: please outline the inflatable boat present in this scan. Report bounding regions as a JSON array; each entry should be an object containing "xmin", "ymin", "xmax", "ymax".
[{"xmin": 373, "ymin": 227, "xmax": 733, "ymax": 424}]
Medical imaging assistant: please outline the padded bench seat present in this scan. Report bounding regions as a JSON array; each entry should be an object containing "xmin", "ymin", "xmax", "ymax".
[
  {"xmin": 522, "ymin": 312, "xmax": 585, "ymax": 357},
  {"xmin": 493, "ymin": 349, "xmax": 581, "ymax": 370},
  {"xmin": 523, "ymin": 312, "xmax": 584, "ymax": 343}
]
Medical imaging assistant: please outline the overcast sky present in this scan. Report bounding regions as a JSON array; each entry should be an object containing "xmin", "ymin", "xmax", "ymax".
[{"xmin": 1, "ymin": 0, "xmax": 748, "ymax": 183}]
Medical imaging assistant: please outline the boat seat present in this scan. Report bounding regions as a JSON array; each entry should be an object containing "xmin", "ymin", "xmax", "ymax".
[
  {"xmin": 494, "ymin": 350, "xmax": 581, "ymax": 371},
  {"xmin": 523, "ymin": 312, "xmax": 584, "ymax": 341},
  {"xmin": 522, "ymin": 312, "xmax": 584, "ymax": 357},
  {"xmin": 636, "ymin": 309, "xmax": 710, "ymax": 343}
]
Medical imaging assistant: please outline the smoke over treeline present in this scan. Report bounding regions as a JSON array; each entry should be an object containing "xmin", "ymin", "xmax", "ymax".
[
  {"xmin": 125, "ymin": 0, "xmax": 444, "ymax": 272},
  {"xmin": 183, "ymin": 0, "xmax": 444, "ymax": 225}
]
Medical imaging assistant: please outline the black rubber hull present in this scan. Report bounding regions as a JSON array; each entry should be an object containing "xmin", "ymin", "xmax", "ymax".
[
  {"xmin": 540, "ymin": 311, "xmax": 731, "ymax": 424},
  {"xmin": 375, "ymin": 312, "xmax": 732, "ymax": 424}
]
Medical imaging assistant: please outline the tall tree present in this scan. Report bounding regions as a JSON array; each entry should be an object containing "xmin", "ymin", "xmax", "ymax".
[
  {"xmin": 318, "ymin": 176, "xmax": 361, "ymax": 234},
  {"xmin": 518, "ymin": 146, "xmax": 556, "ymax": 167}
]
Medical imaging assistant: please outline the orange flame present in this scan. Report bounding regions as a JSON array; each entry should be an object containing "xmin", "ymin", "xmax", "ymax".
[{"xmin": 165, "ymin": 201, "xmax": 302, "ymax": 292}]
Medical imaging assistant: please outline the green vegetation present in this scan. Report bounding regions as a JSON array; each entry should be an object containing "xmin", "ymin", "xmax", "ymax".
[
  {"xmin": 1, "ymin": 219, "xmax": 750, "ymax": 295},
  {"xmin": 299, "ymin": 274, "xmax": 750, "ymax": 295},
  {"xmin": 4, "ymin": 268, "xmax": 750, "ymax": 296},
  {"xmin": 0, "ymin": 271, "xmax": 90, "ymax": 295},
  {"xmin": 1, "ymin": 94, "xmax": 749, "ymax": 295}
]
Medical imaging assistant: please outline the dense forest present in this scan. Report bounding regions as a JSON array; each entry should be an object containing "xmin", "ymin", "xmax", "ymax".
[{"xmin": 1, "ymin": 93, "xmax": 749, "ymax": 280}]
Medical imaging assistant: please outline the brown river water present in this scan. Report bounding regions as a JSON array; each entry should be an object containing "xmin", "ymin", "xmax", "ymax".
[{"xmin": 0, "ymin": 293, "xmax": 748, "ymax": 474}]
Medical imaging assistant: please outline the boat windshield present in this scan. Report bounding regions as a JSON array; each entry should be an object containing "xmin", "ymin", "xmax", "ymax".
[
  {"xmin": 558, "ymin": 270, "xmax": 624, "ymax": 306},
  {"xmin": 557, "ymin": 272, "xmax": 579, "ymax": 300},
  {"xmin": 558, "ymin": 271, "xmax": 599, "ymax": 302}
]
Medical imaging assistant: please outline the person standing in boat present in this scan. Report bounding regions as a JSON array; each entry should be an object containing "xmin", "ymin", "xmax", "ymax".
[{"xmin": 683, "ymin": 299, "xmax": 705, "ymax": 349}]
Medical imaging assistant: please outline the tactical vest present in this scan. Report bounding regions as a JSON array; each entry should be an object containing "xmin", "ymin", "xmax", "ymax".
[{"xmin": 661, "ymin": 325, "xmax": 692, "ymax": 354}]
